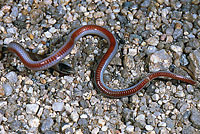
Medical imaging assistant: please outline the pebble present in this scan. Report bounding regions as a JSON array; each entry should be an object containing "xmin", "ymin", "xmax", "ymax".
[
  {"xmin": 175, "ymin": 91, "xmax": 185, "ymax": 98},
  {"xmin": 91, "ymin": 127, "xmax": 99, "ymax": 134},
  {"xmin": 44, "ymin": 31, "xmax": 52, "ymax": 38},
  {"xmin": 146, "ymin": 36, "xmax": 159, "ymax": 46},
  {"xmin": 146, "ymin": 46, "xmax": 157, "ymax": 55},
  {"xmin": 126, "ymin": 125, "xmax": 134, "ymax": 132},
  {"xmin": 26, "ymin": 104, "xmax": 39, "ymax": 114},
  {"xmin": 189, "ymin": 50, "xmax": 200, "ymax": 80},
  {"xmin": 152, "ymin": 94, "xmax": 160, "ymax": 101},
  {"xmin": 52, "ymin": 102, "xmax": 64, "ymax": 111},
  {"xmin": 128, "ymin": 48, "xmax": 137, "ymax": 56},
  {"xmin": 190, "ymin": 108, "xmax": 200, "ymax": 129},
  {"xmin": 28, "ymin": 117, "xmax": 40, "ymax": 128},
  {"xmin": 4, "ymin": 38, "xmax": 14, "ymax": 44},
  {"xmin": 64, "ymin": 76, "xmax": 74, "ymax": 83},
  {"xmin": 173, "ymin": 29, "xmax": 183, "ymax": 39},
  {"xmin": 145, "ymin": 125, "xmax": 154, "ymax": 131},
  {"xmin": 158, "ymin": 122, "xmax": 167, "ymax": 127},
  {"xmin": 149, "ymin": 49, "xmax": 172, "ymax": 72},
  {"xmin": 2, "ymin": 83, "xmax": 13, "ymax": 96},
  {"xmin": 170, "ymin": 45, "xmax": 183, "ymax": 56},
  {"xmin": 5, "ymin": 71, "xmax": 18, "ymax": 83},
  {"xmin": 70, "ymin": 110, "xmax": 79, "ymax": 122},
  {"xmin": 186, "ymin": 85, "xmax": 194, "ymax": 93},
  {"xmin": 41, "ymin": 117, "xmax": 54, "ymax": 132}
]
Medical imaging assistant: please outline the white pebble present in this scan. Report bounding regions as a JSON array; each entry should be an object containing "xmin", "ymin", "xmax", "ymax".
[
  {"xmin": 44, "ymin": 31, "xmax": 52, "ymax": 38},
  {"xmin": 52, "ymin": 102, "xmax": 64, "ymax": 111},
  {"xmin": 26, "ymin": 104, "xmax": 39, "ymax": 114},
  {"xmin": 4, "ymin": 38, "xmax": 14, "ymax": 44},
  {"xmin": 126, "ymin": 125, "xmax": 134, "ymax": 133},
  {"xmin": 70, "ymin": 110, "xmax": 79, "ymax": 122},
  {"xmin": 5, "ymin": 71, "xmax": 18, "ymax": 83},
  {"xmin": 28, "ymin": 117, "xmax": 40, "ymax": 127},
  {"xmin": 91, "ymin": 127, "xmax": 99, "ymax": 134},
  {"xmin": 152, "ymin": 94, "xmax": 160, "ymax": 101},
  {"xmin": 145, "ymin": 125, "xmax": 154, "ymax": 131}
]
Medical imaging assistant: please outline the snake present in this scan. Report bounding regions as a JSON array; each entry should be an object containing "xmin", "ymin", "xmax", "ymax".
[{"xmin": 7, "ymin": 25, "xmax": 196, "ymax": 98}]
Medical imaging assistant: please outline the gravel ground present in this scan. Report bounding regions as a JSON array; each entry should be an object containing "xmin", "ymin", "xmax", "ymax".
[{"xmin": 0, "ymin": 0, "xmax": 200, "ymax": 134}]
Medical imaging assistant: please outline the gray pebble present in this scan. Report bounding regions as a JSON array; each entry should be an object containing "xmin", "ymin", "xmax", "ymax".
[
  {"xmin": 173, "ymin": 29, "xmax": 183, "ymax": 39},
  {"xmin": 141, "ymin": 0, "xmax": 151, "ymax": 7},
  {"xmin": 52, "ymin": 102, "xmax": 64, "ymax": 111},
  {"xmin": 190, "ymin": 108, "xmax": 200, "ymax": 129},
  {"xmin": 5, "ymin": 71, "xmax": 18, "ymax": 83},
  {"xmin": 10, "ymin": 6, "xmax": 18, "ymax": 18},
  {"xmin": 70, "ymin": 110, "xmax": 79, "ymax": 122},
  {"xmin": 41, "ymin": 118, "xmax": 54, "ymax": 132},
  {"xmin": 10, "ymin": 120, "xmax": 21, "ymax": 131},
  {"xmin": 3, "ymin": 83, "xmax": 13, "ymax": 96},
  {"xmin": 182, "ymin": 125, "xmax": 197, "ymax": 134},
  {"xmin": 180, "ymin": 54, "xmax": 189, "ymax": 66},
  {"xmin": 78, "ymin": 118, "xmax": 88, "ymax": 127},
  {"xmin": 26, "ymin": 104, "xmax": 39, "ymax": 114}
]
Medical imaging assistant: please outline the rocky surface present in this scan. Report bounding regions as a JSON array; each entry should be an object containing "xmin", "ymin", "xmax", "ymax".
[{"xmin": 0, "ymin": 0, "xmax": 199, "ymax": 133}]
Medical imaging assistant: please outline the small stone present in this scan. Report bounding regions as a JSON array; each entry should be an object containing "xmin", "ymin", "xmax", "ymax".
[
  {"xmin": 135, "ymin": 114, "xmax": 146, "ymax": 126},
  {"xmin": 98, "ymin": 118, "xmax": 106, "ymax": 126},
  {"xmin": 166, "ymin": 27, "xmax": 174, "ymax": 35},
  {"xmin": 182, "ymin": 126, "xmax": 197, "ymax": 134},
  {"xmin": 189, "ymin": 50, "xmax": 200, "ymax": 80},
  {"xmin": 44, "ymin": 31, "xmax": 52, "ymax": 38},
  {"xmin": 0, "ymin": 85, "xmax": 4, "ymax": 96},
  {"xmin": 126, "ymin": 125, "xmax": 134, "ymax": 132},
  {"xmin": 70, "ymin": 110, "xmax": 79, "ymax": 122},
  {"xmin": 158, "ymin": 122, "xmax": 167, "ymax": 127},
  {"xmin": 175, "ymin": 91, "xmax": 185, "ymax": 98},
  {"xmin": 146, "ymin": 36, "xmax": 159, "ymax": 46},
  {"xmin": 52, "ymin": 102, "xmax": 64, "ymax": 111},
  {"xmin": 101, "ymin": 126, "xmax": 108, "ymax": 131},
  {"xmin": 44, "ymin": 0, "xmax": 52, "ymax": 5},
  {"xmin": 128, "ymin": 48, "xmax": 137, "ymax": 56},
  {"xmin": 149, "ymin": 49, "xmax": 172, "ymax": 72},
  {"xmin": 187, "ymin": 85, "xmax": 194, "ymax": 93},
  {"xmin": 30, "ymin": 9, "xmax": 43, "ymax": 24},
  {"xmin": 64, "ymin": 76, "xmax": 74, "ymax": 83},
  {"xmin": 95, "ymin": 18, "xmax": 104, "ymax": 26},
  {"xmin": 25, "ymin": 77, "xmax": 34, "ymax": 85},
  {"xmin": 91, "ymin": 127, "xmax": 99, "ymax": 134},
  {"xmin": 166, "ymin": 35, "xmax": 173, "ymax": 43},
  {"xmin": 65, "ymin": 103, "xmax": 72, "ymax": 114},
  {"xmin": 26, "ymin": 104, "xmax": 39, "ymax": 114},
  {"xmin": 173, "ymin": 29, "xmax": 183, "ymax": 39},
  {"xmin": 127, "ymin": 13, "xmax": 133, "ymax": 21},
  {"xmin": 145, "ymin": 46, "xmax": 156, "ymax": 55},
  {"xmin": 3, "ymin": 83, "xmax": 13, "ymax": 96},
  {"xmin": 145, "ymin": 125, "xmax": 154, "ymax": 131},
  {"xmin": 141, "ymin": 0, "xmax": 151, "ymax": 7},
  {"xmin": 48, "ymin": 18, "xmax": 56, "ymax": 24},
  {"xmin": 5, "ymin": 71, "xmax": 18, "ymax": 83},
  {"xmin": 170, "ymin": 45, "xmax": 183, "ymax": 56},
  {"xmin": 79, "ymin": 6, "xmax": 87, "ymax": 12},
  {"xmin": 28, "ymin": 117, "xmax": 40, "ymax": 128},
  {"xmin": 10, "ymin": 6, "xmax": 18, "ymax": 18},
  {"xmin": 4, "ymin": 38, "xmax": 14, "ymax": 44},
  {"xmin": 41, "ymin": 118, "xmax": 54, "ymax": 132},
  {"xmin": 190, "ymin": 108, "xmax": 200, "ymax": 129},
  {"xmin": 157, "ymin": 0, "xmax": 164, "ymax": 4},
  {"xmin": 10, "ymin": 120, "xmax": 21, "ymax": 131},
  {"xmin": 152, "ymin": 94, "xmax": 160, "ymax": 101},
  {"xmin": 162, "ymin": 8, "xmax": 169, "ymax": 18}
]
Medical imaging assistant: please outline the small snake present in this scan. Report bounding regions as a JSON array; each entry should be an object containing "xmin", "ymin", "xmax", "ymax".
[{"xmin": 8, "ymin": 25, "xmax": 196, "ymax": 98}]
